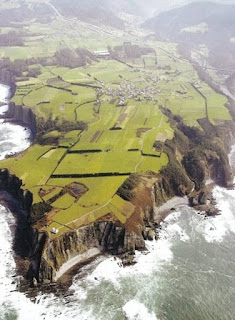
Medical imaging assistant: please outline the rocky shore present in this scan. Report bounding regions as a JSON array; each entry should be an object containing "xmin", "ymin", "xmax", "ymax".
[
  {"xmin": 0, "ymin": 154, "xmax": 232, "ymax": 292},
  {"xmin": 0, "ymin": 101, "xmax": 37, "ymax": 141}
]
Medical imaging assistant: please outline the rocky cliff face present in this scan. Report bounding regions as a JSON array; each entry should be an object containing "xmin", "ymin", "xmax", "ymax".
[
  {"xmin": 0, "ymin": 168, "xmax": 36, "ymax": 273},
  {"xmin": 37, "ymin": 167, "xmax": 194, "ymax": 284},
  {"xmin": 37, "ymin": 221, "xmax": 146, "ymax": 283},
  {"xmin": 1, "ymin": 102, "xmax": 37, "ymax": 138},
  {"xmin": 0, "ymin": 169, "xmax": 33, "ymax": 212}
]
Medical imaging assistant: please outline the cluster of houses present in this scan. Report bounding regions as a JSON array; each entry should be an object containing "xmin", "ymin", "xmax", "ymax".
[{"xmin": 98, "ymin": 78, "xmax": 162, "ymax": 103}]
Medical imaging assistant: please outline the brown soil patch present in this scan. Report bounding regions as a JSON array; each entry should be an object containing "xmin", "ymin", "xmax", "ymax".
[
  {"xmin": 97, "ymin": 212, "xmax": 119, "ymax": 223},
  {"xmin": 118, "ymin": 113, "xmax": 127, "ymax": 123},
  {"xmin": 90, "ymin": 130, "xmax": 103, "ymax": 143},
  {"xmin": 125, "ymin": 174, "xmax": 158, "ymax": 234},
  {"xmin": 136, "ymin": 128, "xmax": 151, "ymax": 138},
  {"xmin": 35, "ymin": 208, "xmax": 61, "ymax": 229},
  {"xmin": 39, "ymin": 186, "xmax": 58, "ymax": 198},
  {"xmin": 125, "ymin": 206, "xmax": 143, "ymax": 235},
  {"xmin": 66, "ymin": 182, "xmax": 88, "ymax": 201}
]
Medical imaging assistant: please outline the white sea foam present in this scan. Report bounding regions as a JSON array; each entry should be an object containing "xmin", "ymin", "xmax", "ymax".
[
  {"xmin": 85, "ymin": 211, "xmax": 193, "ymax": 290},
  {"xmin": 193, "ymin": 186, "xmax": 235, "ymax": 243},
  {"xmin": 165, "ymin": 224, "xmax": 190, "ymax": 242},
  {"xmin": 0, "ymin": 84, "xmax": 31, "ymax": 160},
  {"xmin": 86, "ymin": 234, "xmax": 174, "ymax": 291},
  {"xmin": 86, "ymin": 256, "xmax": 123, "ymax": 287},
  {"xmin": 164, "ymin": 210, "xmax": 182, "ymax": 223},
  {"xmin": 160, "ymin": 210, "xmax": 190, "ymax": 242},
  {"xmin": 190, "ymin": 143, "xmax": 235, "ymax": 243},
  {"xmin": 0, "ymin": 84, "xmax": 9, "ymax": 116},
  {"xmin": 0, "ymin": 121, "xmax": 31, "ymax": 160},
  {"xmin": 123, "ymin": 299, "xmax": 159, "ymax": 320},
  {"xmin": 0, "ymin": 104, "xmax": 8, "ymax": 115},
  {"xmin": 0, "ymin": 84, "xmax": 10, "ymax": 103}
]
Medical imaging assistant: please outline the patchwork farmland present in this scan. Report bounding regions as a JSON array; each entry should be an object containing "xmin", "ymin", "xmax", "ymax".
[{"xmin": 1, "ymin": 37, "xmax": 231, "ymax": 239}]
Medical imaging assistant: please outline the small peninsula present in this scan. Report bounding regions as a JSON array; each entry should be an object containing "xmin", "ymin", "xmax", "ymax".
[{"xmin": 0, "ymin": 0, "xmax": 235, "ymax": 290}]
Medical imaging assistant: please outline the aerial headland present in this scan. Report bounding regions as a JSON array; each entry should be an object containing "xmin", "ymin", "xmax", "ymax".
[{"xmin": 0, "ymin": 0, "xmax": 235, "ymax": 291}]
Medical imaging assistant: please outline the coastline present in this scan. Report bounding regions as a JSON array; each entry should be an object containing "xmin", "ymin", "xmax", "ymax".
[
  {"xmin": 0, "ymin": 82, "xmax": 36, "ymax": 145},
  {"xmin": 0, "ymin": 84, "xmax": 33, "ymax": 160},
  {"xmin": 0, "ymin": 80, "xmax": 235, "ymax": 291},
  {"xmin": 55, "ymin": 248, "xmax": 101, "ymax": 281},
  {"xmin": 47, "ymin": 190, "xmax": 220, "ymax": 284},
  {"xmin": 0, "ymin": 103, "xmax": 36, "ymax": 144},
  {"xmin": 154, "ymin": 196, "xmax": 188, "ymax": 223},
  {"xmin": 0, "ymin": 84, "xmax": 34, "ymax": 289},
  {"xmin": 51, "ymin": 198, "xmax": 189, "ymax": 284},
  {"xmin": 0, "ymin": 120, "xmax": 31, "ymax": 160},
  {"xmin": 0, "ymin": 87, "xmax": 31, "ymax": 153},
  {"xmin": 52, "ymin": 134, "xmax": 235, "ymax": 284},
  {"xmin": 48, "ymin": 198, "xmax": 188, "ymax": 284}
]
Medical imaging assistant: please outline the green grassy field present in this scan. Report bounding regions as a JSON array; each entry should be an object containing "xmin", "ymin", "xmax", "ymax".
[{"xmin": 197, "ymin": 83, "xmax": 231, "ymax": 122}]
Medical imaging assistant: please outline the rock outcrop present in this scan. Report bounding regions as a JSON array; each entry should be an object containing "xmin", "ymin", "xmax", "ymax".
[
  {"xmin": 37, "ymin": 221, "xmax": 146, "ymax": 283},
  {"xmin": 0, "ymin": 169, "xmax": 33, "ymax": 212},
  {"xmin": 1, "ymin": 102, "xmax": 37, "ymax": 138}
]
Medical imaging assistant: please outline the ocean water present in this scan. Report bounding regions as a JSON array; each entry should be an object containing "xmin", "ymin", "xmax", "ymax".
[
  {"xmin": 0, "ymin": 83, "xmax": 235, "ymax": 320},
  {"xmin": 0, "ymin": 85, "xmax": 31, "ymax": 160}
]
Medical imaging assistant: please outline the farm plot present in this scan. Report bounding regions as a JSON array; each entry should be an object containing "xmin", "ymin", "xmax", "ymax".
[
  {"xmin": 137, "ymin": 153, "xmax": 169, "ymax": 173},
  {"xmin": 77, "ymin": 60, "xmax": 134, "ymax": 83},
  {"xmin": 0, "ymin": 146, "xmax": 66, "ymax": 189},
  {"xmin": 23, "ymin": 86, "xmax": 73, "ymax": 108},
  {"xmin": 198, "ymin": 83, "xmax": 231, "ymax": 121},
  {"xmin": 73, "ymin": 129, "xmax": 140, "ymax": 152},
  {"xmin": 53, "ymin": 151, "xmax": 141, "ymax": 175},
  {"xmin": 46, "ymin": 192, "xmax": 135, "ymax": 232},
  {"xmin": 48, "ymin": 176, "xmax": 128, "ymax": 207},
  {"xmin": 164, "ymin": 83, "xmax": 206, "ymax": 126}
]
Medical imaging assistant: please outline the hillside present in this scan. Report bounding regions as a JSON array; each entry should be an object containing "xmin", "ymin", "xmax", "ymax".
[{"xmin": 144, "ymin": 2, "xmax": 235, "ymax": 70}]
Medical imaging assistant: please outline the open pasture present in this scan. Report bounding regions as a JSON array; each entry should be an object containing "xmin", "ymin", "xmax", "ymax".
[
  {"xmin": 48, "ymin": 176, "xmax": 128, "ymax": 207},
  {"xmin": 0, "ymin": 145, "xmax": 66, "ymax": 189},
  {"xmin": 54, "ymin": 151, "xmax": 142, "ymax": 175},
  {"xmin": 197, "ymin": 83, "xmax": 231, "ymax": 122}
]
